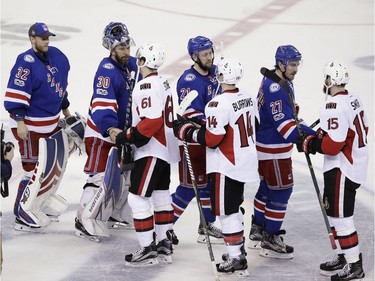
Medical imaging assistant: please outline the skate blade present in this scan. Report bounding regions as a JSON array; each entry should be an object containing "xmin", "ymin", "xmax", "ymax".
[
  {"xmin": 247, "ymin": 240, "xmax": 261, "ymax": 250},
  {"xmin": 197, "ymin": 235, "xmax": 224, "ymax": 245},
  {"xmin": 158, "ymin": 254, "xmax": 173, "ymax": 264},
  {"xmin": 259, "ymin": 248, "xmax": 293, "ymax": 259},
  {"xmin": 124, "ymin": 258, "xmax": 159, "ymax": 267},
  {"xmin": 75, "ymin": 230, "xmax": 101, "ymax": 242},
  {"xmin": 108, "ymin": 222, "xmax": 135, "ymax": 230},
  {"xmin": 218, "ymin": 269, "xmax": 249, "ymax": 277},
  {"xmin": 14, "ymin": 223, "xmax": 45, "ymax": 233},
  {"xmin": 319, "ymin": 269, "xmax": 345, "ymax": 277}
]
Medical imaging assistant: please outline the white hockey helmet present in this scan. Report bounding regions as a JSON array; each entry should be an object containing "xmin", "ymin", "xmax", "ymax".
[
  {"xmin": 215, "ymin": 58, "xmax": 244, "ymax": 85},
  {"xmin": 136, "ymin": 42, "xmax": 165, "ymax": 69},
  {"xmin": 323, "ymin": 61, "xmax": 350, "ymax": 86}
]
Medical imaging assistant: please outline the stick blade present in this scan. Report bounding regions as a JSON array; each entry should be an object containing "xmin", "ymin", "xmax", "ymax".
[{"xmin": 176, "ymin": 90, "xmax": 198, "ymax": 117}]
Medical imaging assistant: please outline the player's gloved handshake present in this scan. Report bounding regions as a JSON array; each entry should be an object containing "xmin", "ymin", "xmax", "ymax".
[
  {"xmin": 296, "ymin": 128, "xmax": 326, "ymax": 155},
  {"xmin": 172, "ymin": 118, "xmax": 200, "ymax": 142},
  {"xmin": 296, "ymin": 134, "xmax": 317, "ymax": 154},
  {"xmin": 115, "ymin": 126, "xmax": 150, "ymax": 148}
]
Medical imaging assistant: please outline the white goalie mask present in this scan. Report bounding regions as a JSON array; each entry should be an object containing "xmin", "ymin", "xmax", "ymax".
[
  {"xmin": 323, "ymin": 61, "xmax": 350, "ymax": 86},
  {"xmin": 215, "ymin": 58, "xmax": 244, "ymax": 85},
  {"xmin": 136, "ymin": 42, "xmax": 165, "ymax": 69}
]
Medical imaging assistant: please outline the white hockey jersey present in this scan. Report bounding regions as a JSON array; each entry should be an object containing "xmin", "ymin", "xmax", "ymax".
[
  {"xmin": 204, "ymin": 88, "xmax": 258, "ymax": 183},
  {"xmin": 319, "ymin": 91, "xmax": 369, "ymax": 184},
  {"xmin": 131, "ymin": 73, "xmax": 179, "ymax": 164}
]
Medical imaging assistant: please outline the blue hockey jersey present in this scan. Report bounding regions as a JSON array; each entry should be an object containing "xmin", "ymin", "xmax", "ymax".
[
  {"xmin": 85, "ymin": 56, "xmax": 139, "ymax": 140},
  {"xmin": 256, "ymin": 70, "xmax": 315, "ymax": 160},
  {"xmin": 4, "ymin": 46, "xmax": 70, "ymax": 134},
  {"xmin": 176, "ymin": 65, "xmax": 219, "ymax": 122}
]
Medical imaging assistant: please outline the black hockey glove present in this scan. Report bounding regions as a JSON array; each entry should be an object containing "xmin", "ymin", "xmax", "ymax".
[
  {"xmin": 296, "ymin": 134, "xmax": 317, "ymax": 154},
  {"xmin": 173, "ymin": 119, "xmax": 197, "ymax": 142},
  {"xmin": 116, "ymin": 127, "xmax": 150, "ymax": 148},
  {"xmin": 117, "ymin": 144, "xmax": 134, "ymax": 171}
]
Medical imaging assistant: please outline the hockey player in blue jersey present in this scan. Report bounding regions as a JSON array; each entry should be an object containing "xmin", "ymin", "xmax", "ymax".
[
  {"xmin": 75, "ymin": 22, "xmax": 139, "ymax": 240},
  {"xmin": 248, "ymin": 45, "xmax": 316, "ymax": 259},
  {"xmin": 3, "ymin": 22, "xmax": 73, "ymax": 232},
  {"xmin": 170, "ymin": 36, "xmax": 223, "ymax": 244}
]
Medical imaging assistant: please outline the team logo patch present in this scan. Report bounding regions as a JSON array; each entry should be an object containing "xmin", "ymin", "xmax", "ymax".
[
  {"xmin": 273, "ymin": 113, "xmax": 285, "ymax": 121},
  {"xmin": 184, "ymin": 73, "xmax": 196, "ymax": 81},
  {"xmin": 23, "ymin": 54, "xmax": 35, "ymax": 63},
  {"xmin": 103, "ymin": 63, "xmax": 114, "ymax": 69},
  {"xmin": 14, "ymin": 79, "xmax": 25, "ymax": 87},
  {"xmin": 96, "ymin": 89, "xmax": 108, "ymax": 95},
  {"xmin": 323, "ymin": 197, "xmax": 329, "ymax": 210},
  {"xmin": 269, "ymin": 83, "xmax": 280, "ymax": 93}
]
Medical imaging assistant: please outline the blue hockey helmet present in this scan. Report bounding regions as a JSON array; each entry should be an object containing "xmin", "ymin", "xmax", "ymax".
[
  {"xmin": 187, "ymin": 36, "xmax": 214, "ymax": 56},
  {"xmin": 275, "ymin": 45, "xmax": 302, "ymax": 65},
  {"xmin": 102, "ymin": 22, "xmax": 135, "ymax": 51}
]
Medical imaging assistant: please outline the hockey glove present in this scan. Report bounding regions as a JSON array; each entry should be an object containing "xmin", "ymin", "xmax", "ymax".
[
  {"xmin": 296, "ymin": 134, "xmax": 317, "ymax": 154},
  {"xmin": 172, "ymin": 119, "xmax": 197, "ymax": 142},
  {"xmin": 116, "ymin": 127, "xmax": 150, "ymax": 148}
]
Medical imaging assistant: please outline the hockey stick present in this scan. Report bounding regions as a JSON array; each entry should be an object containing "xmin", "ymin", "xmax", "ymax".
[
  {"xmin": 176, "ymin": 91, "xmax": 220, "ymax": 281},
  {"xmin": 310, "ymin": 119, "xmax": 320, "ymax": 129},
  {"xmin": 119, "ymin": 70, "xmax": 137, "ymax": 172},
  {"xmin": 260, "ymin": 67, "xmax": 336, "ymax": 250}
]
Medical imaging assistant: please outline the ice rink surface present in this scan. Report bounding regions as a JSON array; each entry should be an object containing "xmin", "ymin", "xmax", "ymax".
[{"xmin": 0, "ymin": 0, "xmax": 374, "ymax": 280}]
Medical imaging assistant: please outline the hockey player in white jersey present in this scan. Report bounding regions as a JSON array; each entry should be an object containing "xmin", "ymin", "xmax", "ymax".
[
  {"xmin": 116, "ymin": 42, "xmax": 179, "ymax": 266},
  {"xmin": 296, "ymin": 62, "xmax": 368, "ymax": 281},
  {"xmin": 174, "ymin": 58, "xmax": 259, "ymax": 275}
]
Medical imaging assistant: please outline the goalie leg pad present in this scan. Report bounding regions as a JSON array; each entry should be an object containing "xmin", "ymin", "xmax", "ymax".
[
  {"xmin": 77, "ymin": 181, "xmax": 110, "ymax": 237},
  {"xmin": 108, "ymin": 170, "xmax": 133, "ymax": 229}
]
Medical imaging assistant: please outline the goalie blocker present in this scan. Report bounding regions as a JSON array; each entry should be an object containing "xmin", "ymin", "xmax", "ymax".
[{"xmin": 14, "ymin": 113, "xmax": 85, "ymax": 229}]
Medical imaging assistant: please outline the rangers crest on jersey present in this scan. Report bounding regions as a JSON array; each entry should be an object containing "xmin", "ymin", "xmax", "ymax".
[
  {"xmin": 184, "ymin": 73, "xmax": 196, "ymax": 81},
  {"xmin": 103, "ymin": 63, "xmax": 114, "ymax": 69},
  {"xmin": 269, "ymin": 83, "xmax": 280, "ymax": 93},
  {"xmin": 24, "ymin": 54, "xmax": 35, "ymax": 63}
]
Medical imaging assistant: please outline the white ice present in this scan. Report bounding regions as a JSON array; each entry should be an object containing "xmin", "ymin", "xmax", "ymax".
[{"xmin": 0, "ymin": 0, "xmax": 374, "ymax": 280}]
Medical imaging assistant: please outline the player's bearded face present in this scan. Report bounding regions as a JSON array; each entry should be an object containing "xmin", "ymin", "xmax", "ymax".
[
  {"xmin": 196, "ymin": 49, "xmax": 214, "ymax": 72},
  {"xmin": 34, "ymin": 37, "xmax": 49, "ymax": 54},
  {"xmin": 113, "ymin": 45, "xmax": 130, "ymax": 66}
]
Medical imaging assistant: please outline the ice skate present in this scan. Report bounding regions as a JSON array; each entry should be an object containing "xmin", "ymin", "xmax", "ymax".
[
  {"xmin": 331, "ymin": 254, "xmax": 365, "ymax": 281},
  {"xmin": 167, "ymin": 229, "xmax": 179, "ymax": 245},
  {"xmin": 259, "ymin": 231, "xmax": 293, "ymax": 259},
  {"xmin": 248, "ymin": 218, "xmax": 263, "ymax": 249},
  {"xmin": 320, "ymin": 254, "xmax": 347, "ymax": 276},
  {"xmin": 124, "ymin": 240, "xmax": 159, "ymax": 267},
  {"xmin": 197, "ymin": 222, "xmax": 224, "ymax": 244},
  {"xmin": 74, "ymin": 217, "xmax": 101, "ymax": 242},
  {"xmin": 157, "ymin": 237, "xmax": 173, "ymax": 264},
  {"xmin": 216, "ymin": 254, "xmax": 249, "ymax": 277},
  {"xmin": 222, "ymin": 238, "xmax": 247, "ymax": 261},
  {"xmin": 14, "ymin": 217, "xmax": 45, "ymax": 233},
  {"xmin": 107, "ymin": 216, "xmax": 134, "ymax": 229}
]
